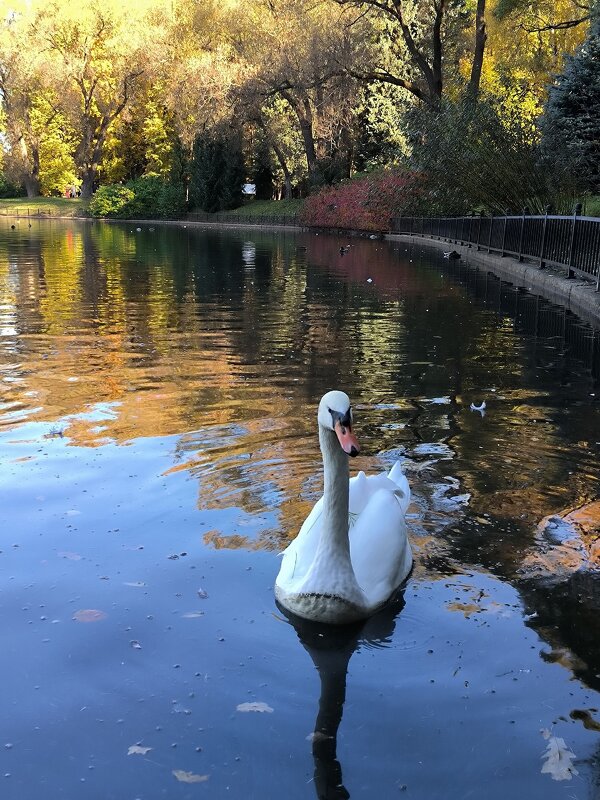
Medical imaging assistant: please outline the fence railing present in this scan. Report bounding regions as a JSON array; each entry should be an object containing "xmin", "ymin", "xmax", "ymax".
[
  {"xmin": 0, "ymin": 206, "xmax": 302, "ymax": 227},
  {"xmin": 178, "ymin": 211, "xmax": 301, "ymax": 227},
  {"xmin": 390, "ymin": 211, "xmax": 600, "ymax": 291}
]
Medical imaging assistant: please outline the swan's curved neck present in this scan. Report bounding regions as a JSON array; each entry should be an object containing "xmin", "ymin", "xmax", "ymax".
[{"xmin": 318, "ymin": 425, "xmax": 350, "ymax": 555}]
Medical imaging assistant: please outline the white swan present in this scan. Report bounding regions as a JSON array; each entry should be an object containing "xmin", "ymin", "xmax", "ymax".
[{"xmin": 275, "ymin": 390, "xmax": 412, "ymax": 624}]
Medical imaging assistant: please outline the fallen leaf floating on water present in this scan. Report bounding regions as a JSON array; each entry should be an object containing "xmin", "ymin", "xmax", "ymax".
[
  {"xmin": 236, "ymin": 702, "xmax": 273, "ymax": 713},
  {"xmin": 130, "ymin": 640, "xmax": 142, "ymax": 649},
  {"xmin": 172, "ymin": 770, "xmax": 209, "ymax": 784},
  {"xmin": 58, "ymin": 551, "xmax": 83, "ymax": 561},
  {"xmin": 182, "ymin": 612, "xmax": 205, "ymax": 619},
  {"xmin": 540, "ymin": 730, "xmax": 579, "ymax": 781},
  {"xmin": 73, "ymin": 609, "xmax": 107, "ymax": 623},
  {"xmin": 128, "ymin": 745, "xmax": 152, "ymax": 756},
  {"xmin": 197, "ymin": 587, "xmax": 209, "ymax": 599},
  {"xmin": 124, "ymin": 581, "xmax": 147, "ymax": 588}
]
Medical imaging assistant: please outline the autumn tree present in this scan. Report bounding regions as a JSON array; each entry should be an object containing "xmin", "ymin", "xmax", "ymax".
[
  {"xmin": 235, "ymin": 0, "xmax": 364, "ymax": 186},
  {"xmin": 335, "ymin": 0, "xmax": 488, "ymax": 106},
  {"xmin": 0, "ymin": 11, "xmax": 46, "ymax": 195},
  {"xmin": 34, "ymin": 3, "xmax": 149, "ymax": 197}
]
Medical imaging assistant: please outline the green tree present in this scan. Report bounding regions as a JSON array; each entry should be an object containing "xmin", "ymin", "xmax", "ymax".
[
  {"xmin": 189, "ymin": 128, "xmax": 245, "ymax": 212},
  {"xmin": 542, "ymin": 15, "xmax": 600, "ymax": 193}
]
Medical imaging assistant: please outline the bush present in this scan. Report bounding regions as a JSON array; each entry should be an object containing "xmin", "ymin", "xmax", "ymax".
[
  {"xmin": 406, "ymin": 99, "xmax": 552, "ymax": 214},
  {"xmin": 89, "ymin": 177, "xmax": 185, "ymax": 218},
  {"xmin": 0, "ymin": 174, "xmax": 25, "ymax": 198},
  {"xmin": 300, "ymin": 170, "xmax": 420, "ymax": 232},
  {"xmin": 121, "ymin": 176, "xmax": 185, "ymax": 218},
  {"xmin": 89, "ymin": 185, "xmax": 134, "ymax": 217}
]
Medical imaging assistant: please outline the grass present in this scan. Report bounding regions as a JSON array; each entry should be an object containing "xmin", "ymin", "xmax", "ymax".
[
  {"xmin": 0, "ymin": 197, "xmax": 89, "ymax": 217},
  {"xmin": 582, "ymin": 196, "xmax": 600, "ymax": 217}
]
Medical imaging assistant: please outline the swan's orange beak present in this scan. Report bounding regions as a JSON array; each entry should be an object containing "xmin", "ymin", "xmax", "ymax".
[{"xmin": 334, "ymin": 421, "xmax": 360, "ymax": 457}]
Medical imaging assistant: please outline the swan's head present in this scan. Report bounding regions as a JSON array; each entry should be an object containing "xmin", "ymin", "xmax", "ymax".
[{"xmin": 317, "ymin": 390, "xmax": 360, "ymax": 457}]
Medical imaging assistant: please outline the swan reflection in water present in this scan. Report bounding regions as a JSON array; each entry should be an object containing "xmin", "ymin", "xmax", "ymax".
[{"xmin": 278, "ymin": 591, "xmax": 406, "ymax": 800}]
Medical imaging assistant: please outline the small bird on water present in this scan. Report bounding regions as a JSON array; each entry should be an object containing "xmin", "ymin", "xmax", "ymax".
[{"xmin": 470, "ymin": 401, "xmax": 486, "ymax": 416}]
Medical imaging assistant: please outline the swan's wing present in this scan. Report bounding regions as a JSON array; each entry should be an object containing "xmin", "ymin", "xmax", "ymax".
[
  {"xmin": 349, "ymin": 470, "xmax": 369, "ymax": 515},
  {"xmin": 387, "ymin": 461, "xmax": 411, "ymax": 515},
  {"xmin": 349, "ymin": 488, "xmax": 412, "ymax": 609},
  {"xmin": 276, "ymin": 497, "xmax": 324, "ymax": 588}
]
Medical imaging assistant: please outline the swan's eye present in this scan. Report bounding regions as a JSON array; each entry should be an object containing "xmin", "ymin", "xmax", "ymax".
[{"xmin": 329, "ymin": 407, "xmax": 352, "ymax": 431}]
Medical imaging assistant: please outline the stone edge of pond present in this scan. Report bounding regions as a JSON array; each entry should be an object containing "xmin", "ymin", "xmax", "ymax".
[{"xmin": 388, "ymin": 233, "xmax": 600, "ymax": 328}]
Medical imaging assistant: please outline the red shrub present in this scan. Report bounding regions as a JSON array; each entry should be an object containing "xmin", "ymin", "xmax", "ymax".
[{"xmin": 300, "ymin": 170, "xmax": 420, "ymax": 232}]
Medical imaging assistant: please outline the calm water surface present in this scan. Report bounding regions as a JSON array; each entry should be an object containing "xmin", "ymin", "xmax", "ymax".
[{"xmin": 1, "ymin": 220, "xmax": 600, "ymax": 799}]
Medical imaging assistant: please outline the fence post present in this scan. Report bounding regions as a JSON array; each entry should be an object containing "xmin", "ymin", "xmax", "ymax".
[
  {"xmin": 476, "ymin": 212, "xmax": 482, "ymax": 251},
  {"xmin": 409, "ymin": 216, "xmax": 413, "ymax": 236},
  {"xmin": 487, "ymin": 214, "xmax": 493, "ymax": 253},
  {"xmin": 517, "ymin": 206, "xmax": 529, "ymax": 261},
  {"xmin": 539, "ymin": 204, "xmax": 551, "ymax": 269},
  {"xmin": 501, "ymin": 215, "xmax": 508, "ymax": 257},
  {"xmin": 567, "ymin": 203, "xmax": 582, "ymax": 279}
]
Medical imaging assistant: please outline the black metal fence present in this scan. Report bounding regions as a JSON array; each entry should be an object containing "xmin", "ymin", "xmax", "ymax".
[
  {"xmin": 390, "ymin": 211, "xmax": 600, "ymax": 291},
  {"xmin": 0, "ymin": 206, "xmax": 301, "ymax": 228},
  {"xmin": 179, "ymin": 211, "xmax": 300, "ymax": 227}
]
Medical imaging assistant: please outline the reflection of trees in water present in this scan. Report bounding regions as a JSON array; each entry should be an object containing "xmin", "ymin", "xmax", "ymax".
[
  {"xmin": 3, "ymin": 222, "xmax": 600, "ymax": 692},
  {"xmin": 1, "ymin": 223, "xmax": 599, "ymax": 542},
  {"xmin": 279, "ymin": 592, "xmax": 406, "ymax": 800}
]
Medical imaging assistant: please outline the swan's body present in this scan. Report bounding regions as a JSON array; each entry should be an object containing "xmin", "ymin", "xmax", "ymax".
[{"xmin": 275, "ymin": 391, "xmax": 412, "ymax": 624}]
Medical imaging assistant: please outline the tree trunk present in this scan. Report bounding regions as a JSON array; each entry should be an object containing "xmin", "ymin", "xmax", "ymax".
[
  {"xmin": 18, "ymin": 137, "xmax": 40, "ymax": 197},
  {"xmin": 468, "ymin": 0, "xmax": 487, "ymax": 101},
  {"xmin": 281, "ymin": 90, "xmax": 319, "ymax": 180},
  {"xmin": 269, "ymin": 137, "xmax": 293, "ymax": 200},
  {"xmin": 80, "ymin": 169, "xmax": 96, "ymax": 199}
]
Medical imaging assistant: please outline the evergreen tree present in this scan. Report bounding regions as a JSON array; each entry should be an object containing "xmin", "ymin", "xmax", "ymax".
[
  {"xmin": 189, "ymin": 129, "xmax": 245, "ymax": 212},
  {"xmin": 189, "ymin": 134, "xmax": 225, "ymax": 212},
  {"xmin": 253, "ymin": 138, "xmax": 275, "ymax": 201},
  {"xmin": 220, "ymin": 132, "xmax": 245, "ymax": 210},
  {"xmin": 543, "ymin": 16, "xmax": 600, "ymax": 194}
]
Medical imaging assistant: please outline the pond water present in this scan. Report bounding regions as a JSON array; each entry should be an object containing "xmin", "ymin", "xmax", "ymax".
[{"xmin": 1, "ymin": 219, "xmax": 600, "ymax": 799}]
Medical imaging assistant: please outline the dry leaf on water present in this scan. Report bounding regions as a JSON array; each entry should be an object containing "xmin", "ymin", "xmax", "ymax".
[
  {"xmin": 236, "ymin": 702, "xmax": 273, "ymax": 713},
  {"xmin": 58, "ymin": 551, "xmax": 82, "ymax": 561},
  {"xmin": 128, "ymin": 745, "xmax": 152, "ymax": 756},
  {"xmin": 541, "ymin": 730, "xmax": 579, "ymax": 781},
  {"xmin": 172, "ymin": 770, "xmax": 209, "ymax": 783},
  {"xmin": 73, "ymin": 609, "xmax": 107, "ymax": 623}
]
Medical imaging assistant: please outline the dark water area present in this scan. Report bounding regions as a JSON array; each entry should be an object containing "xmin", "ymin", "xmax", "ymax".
[{"xmin": 1, "ymin": 219, "xmax": 600, "ymax": 799}]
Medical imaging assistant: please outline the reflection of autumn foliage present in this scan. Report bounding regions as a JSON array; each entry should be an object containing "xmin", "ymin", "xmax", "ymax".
[{"xmin": 300, "ymin": 170, "xmax": 420, "ymax": 232}]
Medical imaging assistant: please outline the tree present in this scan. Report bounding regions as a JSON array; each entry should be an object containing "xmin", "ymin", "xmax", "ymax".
[
  {"xmin": 542, "ymin": 15, "xmax": 600, "ymax": 193},
  {"xmin": 0, "ymin": 10, "xmax": 46, "ymax": 196},
  {"xmin": 189, "ymin": 127, "xmax": 245, "ymax": 212},
  {"xmin": 336, "ymin": 0, "xmax": 488, "ymax": 106},
  {"xmin": 480, "ymin": 0, "xmax": 589, "ymax": 126},
  {"xmin": 235, "ymin": 0, "xmax": 363, "ymax": 186},
  {"xmin": 35, "ymin": 3, "xmax": 148, "ymax": 197}
]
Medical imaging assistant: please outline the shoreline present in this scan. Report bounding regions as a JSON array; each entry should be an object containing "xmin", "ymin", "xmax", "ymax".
[{"xmin": 388, "ymin": 233, "xmax": 600, "ymax": 328}]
